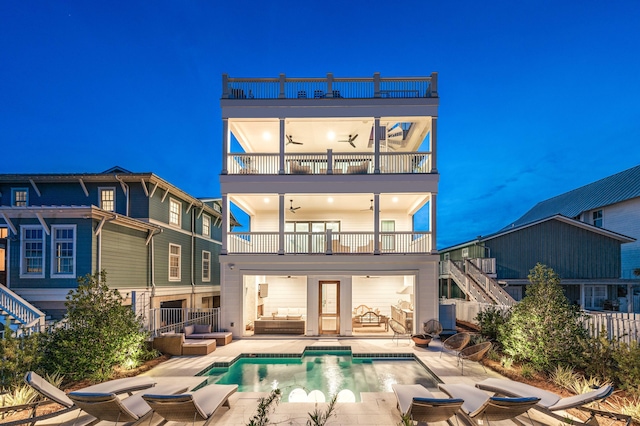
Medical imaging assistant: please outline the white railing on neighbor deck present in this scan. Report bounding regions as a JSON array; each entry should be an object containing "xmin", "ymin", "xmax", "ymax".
[
  {"xmin": 465, "ymin": 260, "xmax": 516, "ymax": 306},
  {"xmin": 0, "ymin": 285, "xmax": 46, "ymax": 337},
  {"xmin": 222, "ymin": 72, "xmax": 438, "ymax": 100},
  {"xmin": 149, "ymin": 308, "xmax": 222, "ymax": 337},
  {"xmin": 227, "ymin": 152, "xmax": 432, "ymax": 175},
  {"xmin": 227, "ymin": 231, "xmax": 432, "ymax": 254},
  {"xmin": 442, "ymin": 299, "xmax": 511, "ymax": 325},
  {"xmin": 583, "ymin": 311, "xmax": 640, "ymax": 344}
]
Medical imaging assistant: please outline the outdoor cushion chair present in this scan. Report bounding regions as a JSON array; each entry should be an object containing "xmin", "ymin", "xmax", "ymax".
[
  {"xmin": 68, "ymin": 382, "xmax": 188, "ymax": 425},
  {"xmin": 438, "ymin": 383, "xmax": 540, "ymax": 425},
  {"xmin": 391, "ymin": 384, "xmax": 463, "ymax": 424},
  {"xmin": 389, "ymin": 319, "xmax": 411, "ymax": 345},
  {"xmin": 142, "ymin": 383, "xmax": 238, "ymax": 425},
  {"xmin": 475, "ymin": 378, "xmax": 630, "ymax": 425},
  {"xmin": 440, "ymin": 332, "xmax": 471, "ymax": 358},
  {"xmin": 423, "ymin": 319, "xmax": 443, "ymax": 339},
  {"xmin": 458, "ymin": 341, "xmax": 492, "ymax": 374}
]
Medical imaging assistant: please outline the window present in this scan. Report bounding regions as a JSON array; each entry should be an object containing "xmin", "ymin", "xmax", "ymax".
[
  {"xmin": 202, "ymin": 215, "xmax": 210, "ymax": 237},
  {"xmin": 585, "ymin": 285, "xmax": 607, "ymax": 309},
  {"xmin": 169, "ymin": 199, "xmax": 181, "ymax": 226},
  {"xmin": 381, "ymin": 220, "xmax": 395, "ymax": 251},
  {"xmin": 99, "ymin": 187, "xmax": 115, "ymax": 211},
  {"xmin": 169, "ymin": 244, "xmax": 181, "ymax": 281},
  {"xmin": 202, "ymin": 251, "xmax": 211, "ymax": 282},
  {"xmin": 592, "ymin": 210, "xmax": 603, "ymax": 228},
  {"xmin": 21, "ymin": 226, "xmax": 44, "ymax": 277},
  {"xmin": 12, "ymin": 188, "xmax": 28, "ymax": 206},
  {"xmin": 461, "ymin": 247, "xmax": 469, "ymax": 258},
  {"xmin": 51, "ymin": 225, "xmax": 76, "ymax": 277}
]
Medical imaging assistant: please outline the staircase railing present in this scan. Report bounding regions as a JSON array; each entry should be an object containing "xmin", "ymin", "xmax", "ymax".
[
  {"xmin": 0, "ymin": 286, "xmax": 46, "ymax": 336},
  {"xmin": 465, "ymin": 260, "xmax": 517, "ymax": 307},
  {"xmin": 444, "ymin": 260, "xmax": 493, "ymax": 304}
]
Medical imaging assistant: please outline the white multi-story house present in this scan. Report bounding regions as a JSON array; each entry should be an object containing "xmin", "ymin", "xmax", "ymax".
[{"xmin": 218, "ymin": 72, "xmax": 440, "ymax": 337}]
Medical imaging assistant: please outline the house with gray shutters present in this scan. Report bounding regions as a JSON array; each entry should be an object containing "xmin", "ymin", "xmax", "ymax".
[{"xmin": 0, "ymin": 167, "xmax": 225, "ymax": 324}]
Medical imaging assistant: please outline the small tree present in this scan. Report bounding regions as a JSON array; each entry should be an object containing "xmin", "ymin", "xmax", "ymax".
[
  {"xmin": 499, "ymin": 263, "xmax": 587, "ymax": 369},
  {"xmin": 475, "ymin": 305, "xmax": 510, "ymax": 345},
  {"xmin": 41, "ymin": 270, "xmax": 152, "ymax": 381}
]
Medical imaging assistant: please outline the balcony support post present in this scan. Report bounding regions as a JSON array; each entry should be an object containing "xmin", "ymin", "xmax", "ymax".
[
  {"xmin": 279, "ymin": 74, "xmax": 286, "ymax": 98},
  {"xmin": 222, "ymin": 74, "xmax": 229, "ymax": 99},
  {"xmin": 278, "ymin": 194, "xmax": 285, "ymax": 255},
  {"xmin": 374, "ymin": 117, "xmax": 381, "ymax": 174},
  {"xmin": 279, "ymin": 118, "xmax": 285, "ymax": 174},
  {"xmin": 374, "ymin": 193, "xmax": 380, "ymax": 254},
  {"xmin": 430, "ymin": 194, "xmax": 437, "ymax": 254},
  {"xmin": 222, "ymin": 118, "xmax": 229, "ymax": 175},
  {"xmin": 327, "ymin": 149, "xmax": 333, "ymax": 174},
  {"xmin": 431, "ymin": 117, "xmax": 438, "ymax": 173},
  {"xmin": 221, "ymin": 194, "xmax": 228, "ymax": 255},
  {"xmin": 326, "ymin": 72, "xmax": 334, "ymax": 97},
  {"xmin": 373, "ymin": 72, "xmax": 380, "ymax": 98}
]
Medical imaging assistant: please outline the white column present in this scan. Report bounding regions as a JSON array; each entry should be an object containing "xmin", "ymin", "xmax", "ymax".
[
  {"xmin": 374, "ymin": 193, "xmax": 380, "ymax": 254},
  {"xmin": 222, "ymin": 118, "xmax": 229, "ymax": 175},
  {"xmin": 430, "ymin": 194, "xmax": 437, "ymax": 254},
  {"xmin": 221, "ymin": 194, "xmax": 228, "ymax": 255},
  {"xmin": 431, "ymin": 117, "xmax": 438, "ymax": 173},
  {"xmin": 279, "ymin": 118, "xmax": 285, "ymax": 174},
  {"xmin": 278, "ymin": 194, "xmax": 285, "ymax": 254}
]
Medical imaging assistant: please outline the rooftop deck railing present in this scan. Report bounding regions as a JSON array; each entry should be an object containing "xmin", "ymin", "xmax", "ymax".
[
  {"xmin": 222, "ymin": 72, "xmax": 438, "ymax": 100},
  {"xmin": 228, "ymin": 152, "xmax": 431, "ymax": 175},
  {"xmin": 227, "ymin": 231, "xmax": 432, "ymax": 254}
]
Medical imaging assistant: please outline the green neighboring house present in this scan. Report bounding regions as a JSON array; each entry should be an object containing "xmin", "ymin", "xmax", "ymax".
[{"xmin": 0, "ymin": 166, "xmax": 225, "ymax": 320}]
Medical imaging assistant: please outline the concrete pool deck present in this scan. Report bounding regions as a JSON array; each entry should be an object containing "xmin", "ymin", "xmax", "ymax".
[{"xmin": 37, "ymin": 337, "xmax": 566, "ymax": 425}]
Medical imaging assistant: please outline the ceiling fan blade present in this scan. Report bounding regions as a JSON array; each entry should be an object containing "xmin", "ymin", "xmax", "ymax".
[
  {"xmin": 349, "ymin": 141, "xmax": 355, "ymax": 148},
  {"xmin": 351, "ymin": 134, "xmax": 359, "ymax": 142}
]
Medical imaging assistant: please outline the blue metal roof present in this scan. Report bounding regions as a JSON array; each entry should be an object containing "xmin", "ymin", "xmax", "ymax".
[{"xmin": 506, "ymin": 164, "xmax": 640, "ymax": 229}]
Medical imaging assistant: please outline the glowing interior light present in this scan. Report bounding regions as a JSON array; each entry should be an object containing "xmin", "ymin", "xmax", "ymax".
[
  {"xmin": 262, "ymin": 131, "xmax": 271, "ymax": 141},
  {"xmin": 392, "ymin": 197, "xmax": 399, "ymax": 203},
  {"xmin": 327, "ymin": 131, "xmax": 335, "ymax": 140},
  {"xmin": 307, "ymin": 390, "xmax": 326, "ymax": 402},
  {"xmin": 289, "ymin": 388, "xmax": 308, "ymax": 402},
  {"xmin": 327, "ymin": 197, "xmax": 334, "ymax": 203},
  {"xmin": 263, "ymin": 198, "xmax": 270, "ymax": 203},
  {"xmin": 336, "ymin": 389, "xmax": 356, "ymax": 403}
]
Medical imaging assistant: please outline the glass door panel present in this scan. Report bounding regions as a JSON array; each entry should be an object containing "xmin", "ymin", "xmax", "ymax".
[
  {"xmin": 319, "ymin": 281, "xmax": 339, "ymax": 334},
  {"xmin": 311, "ymin": 223, "xmax": 325, "ymax": 253}
]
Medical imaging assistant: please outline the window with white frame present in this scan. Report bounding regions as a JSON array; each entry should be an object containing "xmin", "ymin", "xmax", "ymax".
[
  {"xmin": 202, "ymin": 215, "xmax": 210, "ymax": 237},
  {"xmin": 584, "ymin": 285, "xmax": 607, "ymax": 309},
  {"xmin": 99, "ymin": 187, "xmax": 115, "ymax": 211},
  {"xmin": 12, "ymin": 188, "xmax": 28, "ymax": 207},
  {"xmin": 169, "ymin": 198, "xmax": 181, "ymax": 226},
  {"xmin": 21, "ymin": 226, "xmax": 44, "ymax": 277},
  {"xmin": 169, "ymin": 244, "xmax": 181, "ymax": 281},
  {"xmin": 51, "ymin": 225, "xmax": 76, "ymax": 277},
  {"xmin": 592, "ymin": 210, "xmax": 603, "ymax": 228},
  {"xmin": 202, "ymin": 250, "xmax": 211, "ymax": 282}
]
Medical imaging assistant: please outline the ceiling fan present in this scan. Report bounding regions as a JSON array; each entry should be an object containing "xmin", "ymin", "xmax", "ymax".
[
  {"xmin": 360, "ymin": 199, "xmax": 374, "ymax": 211},
  {"xmin": 338, "ymin": 134, "xmax": 358, "ymax": 148},
  {"xmin": 286, "ymin": 135, "xmax": 303, "ymax": 145},
  {"xmin": 363, "ymin": 275, "xmax": 380, "ymax": 279},
  {"xmin": 289, "ymin": 199, "xmax": 301, "ymax": 213}
]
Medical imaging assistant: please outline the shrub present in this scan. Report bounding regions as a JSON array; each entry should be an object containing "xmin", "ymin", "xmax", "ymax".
[
  {"xmin": 307, "ymin": 394, "xmax": 337, "ymax": 426},
  {"xmin": 551, "ymin": 365, "xmax": 578, "ymax": 390},
  {"xmin": 0, "ymin": 333, "xmax": 43, "ymax": 389},
  {"xmin": 247, "ymin": 388, "xmax": 281, "ymax": 426},
  {"xmin": 577, "ymin": 329, "xmax": 617, "ymax": 382},
  {"xmin": 498, "ymin": 264, "xmax": 587, "ymax": 369},
  {"xmin": 520, "ymin": 364, "xmax": 535, "ymax": 379},
  {"xmin": 475, "ymin": 305, "xmax": 510, "ymax": 343},
  {"xmin": 612, "ymin": 341, "xmax": 640, "ymax": 396},
  {"xmin": 40, "ymin": 270, "xmax": 153, "ymax": 382}
]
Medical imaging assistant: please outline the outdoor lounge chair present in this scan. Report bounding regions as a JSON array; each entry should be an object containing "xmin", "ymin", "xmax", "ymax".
[
  {"xmin": 438, "ymin": 383, "xmax": 540, "ymax": 425},
  {"xmin": 458, "ymin": 341, "xmax": 492, "ymax": 374},
  {"xmin": 68, "ymin": 382, "xmax": 188, "ymax": 425},
  {"xmin": 389, "ymin": 319, "xmax": 411, "ymax": 345},
  {"xmin": 391, "ymin": 384, "xmax": 463, "ymax": 424},
  {"xmin": 423, "ymin": 319, "xmax": 443, "ymax": 339},
  {"xmin": 475, "ymin": 378, "xmax": 629, "ymax": 425},
  {"xmin": 142, "ymin": 384, "xmax": 238, "ymax": 425},
  {"xmin": 440, "ymin": 332, "xmax": 471, "ymax": 358}
]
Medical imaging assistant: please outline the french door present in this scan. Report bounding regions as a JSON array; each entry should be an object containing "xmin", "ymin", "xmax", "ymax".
[{"xmin": 319, "ymin": 281, "xmax": 340, "ymax": 334}]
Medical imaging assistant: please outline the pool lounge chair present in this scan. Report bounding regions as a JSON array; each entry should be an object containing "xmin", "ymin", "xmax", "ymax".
[
  {"xmin": 391, "ymin": 384, "xmax": 463, "ymax": 424},
  {"xmin": 68, "ymin": 382, "xmax": 188, "ymax": 425},
  {"xmin": 475, "ymin": 378, "xmax": 630, "ymax": 425},
  {"xmin": 142, "ymin": 384, "xmax": 238, "ymax": 425},
  {"xmin": 438, "ymin": 383, "xmax": 540, "ymax": 425}
]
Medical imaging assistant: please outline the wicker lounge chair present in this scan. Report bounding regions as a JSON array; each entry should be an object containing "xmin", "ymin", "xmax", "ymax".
[
  {"xmin": 423, "ymin": 319, "xmax": 443, "ymax": 339},
  {"xmin": 142, "ymin": 384, "xmax": 238, "ymax": 425},
  {"xmin": 391, "ymin": 384, "xmax": 463, "ymax": 424},
  {"xmin": 68, "ymin": 382, "xmax": 187, "ymax": 425},
  {"xmin": 389, "ymin": 319, "xmax": 411, "ymax": 345},
  {"xmin": 458, "ymin": 341, "xmax": 492, "ymax": 374},
  {"xmin": 440, "ymin": 332, "xmax": 471, "ymax": 358},
  {"xmin": 439, "ymin": 383, "xmax": 540, "ymax": 424},
  {"xmin": 476, "ymin": 378, "xmax": 630, "ymax": 425}
]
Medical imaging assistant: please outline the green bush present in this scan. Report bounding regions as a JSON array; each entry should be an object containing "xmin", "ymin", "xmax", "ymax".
[
  {"xmin": 40, "ymin": 270, "xmax": 153, "ymax": 382},
  {"xmin": 475, "ymin": 305, "xmax": 510, "ymax": 343},
  {"xmin": 0, "ymin": 333, "xmax": 43, "ymax": 389},
  {"xmin": 612, "ymin": 341, "xmax": 640, "ymax": 396},
  {"xmin": 577, "ymin": 329, "xmax": 617, "ymax": 382},
  {"xmin": 498, "ymin": 264, "xmax": 587, "ymax": 370}
]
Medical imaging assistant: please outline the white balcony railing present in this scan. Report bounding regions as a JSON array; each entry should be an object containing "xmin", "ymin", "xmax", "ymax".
[
  {"xmin": 222, "ymin": 72, "xmax": 438, "ymax": 100},
  {"xmin": 227, "ymin": 152, "xmax": 431, "ymax": 175},
  {"xmin": 227, "ymin": 231, "xmax": 432, "ymax": 254}
]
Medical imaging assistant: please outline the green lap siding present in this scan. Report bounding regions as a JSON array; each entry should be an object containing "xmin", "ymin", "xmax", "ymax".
[{"xmin": 101, "ymin": 224, "xmax": 149, "ymax": 288}]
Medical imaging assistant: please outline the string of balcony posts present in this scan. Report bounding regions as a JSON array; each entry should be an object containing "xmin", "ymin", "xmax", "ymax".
[
  {"xmin": 222, "ymin": 72, "xmax": 438, "ymax": 100},
  {"xmin": 227, "ymin": 231, "xmax": 431, "ymax": 254},
  {"xmin": 229, "ymin": 152, "xmax": 431, "ymax": 175}
]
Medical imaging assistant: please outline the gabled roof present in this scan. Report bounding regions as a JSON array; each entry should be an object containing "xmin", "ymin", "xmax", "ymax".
[{"xmin": 506, "ymin": 164, "xmax": 640, "ymax": 229}]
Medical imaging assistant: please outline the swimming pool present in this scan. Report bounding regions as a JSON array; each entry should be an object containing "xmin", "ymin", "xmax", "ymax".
[{"xmin": 202, "ymin": 349, "xmax": 439, "ymax": 402}]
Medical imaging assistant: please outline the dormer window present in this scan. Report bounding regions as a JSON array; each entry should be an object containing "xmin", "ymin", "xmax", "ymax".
[
  {"xmin": 202, "ymin": 215, "xmax": 211, "ymax": 237},
  {"xmin": 592, "ymin": 210, "xmax": 603, "ymax": 228},
  {"xmin": 12, "ymin": 188, "xmax": 28, "ymax": 207},
  {"xmin": 99, "ymin": 187, "xmax": 115, "ymax": 211}
]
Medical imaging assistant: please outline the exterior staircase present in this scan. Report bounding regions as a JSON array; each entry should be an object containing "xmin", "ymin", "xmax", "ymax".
[
  {"xmin": 441, "ymin": 259, "xmax": 516, "ymax": 307},
  {"xmin": 0, "ymin": 285, "xmax": 46, "ymax": 337}
]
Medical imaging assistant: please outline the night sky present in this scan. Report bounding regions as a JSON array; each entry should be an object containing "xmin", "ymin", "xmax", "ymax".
[{"xmin": 2, "ymin": 1, "xmax": 639, "ymax": 248}]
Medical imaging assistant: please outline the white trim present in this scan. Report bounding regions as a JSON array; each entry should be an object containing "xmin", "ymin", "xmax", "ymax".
[
  {"xmin": 28, "ymin": 179, "xmax": 41, "ymax": 197},
  {"xmin": 169, "ymin": 243, "xmax": 181, "ymax": 281},
  {"xmin": 202, "ymin": 214, "xmax": 211, "ymax": 237},
  {"xmin": 50, "ymin": 224, "xmax": 77, "ymax": 279},
  {"xmin": 140, "ymin": 179, "xmax": 149, "ymax": 197},
  {"xmin": 20, "ymin": 225, "xmax": 45, "ymax": 278},
  {"xmin": 169, "ymin": 198, "xmax": 182, "ymax": 227},
  {"xmin": 99, "ymin": 187, "xmax": 116, "ymax": 212},
  {"xmin": 78, "ymin": 178, "xmax": 89, "ymax": 197},
  {"xmin": 147, "ymin": 218, "xmax": 221, "ymax": 244},
  {"xmin": 35, "ymin": 212, "xmax": 50, "ymax": 235},
  {"xmin": 202, "ymin": 250, "xmax": 211, "ymax": 282},
  {"xmin": 0, "ymin": 211, "xmax": 17, "ymax": 235}
]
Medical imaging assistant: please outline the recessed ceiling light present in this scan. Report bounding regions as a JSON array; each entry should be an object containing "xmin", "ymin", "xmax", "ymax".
[
  {"xmin": 327, "ymin": 131, "xmax": 335, "ymax": 141},
  {"xmin": 392, "ymin": 197, "xmax": 398, "ymax": 203},
  {"xmin": 327, "ymin": 197, "xmax": 334, "ymax": 203},
  {"xmin": 262, "ymin": 131, "xmax": 271, "ymax": 141},
  {"xmin": 263, "ymin": 198, "xmax": 270, "ymax": 203}
]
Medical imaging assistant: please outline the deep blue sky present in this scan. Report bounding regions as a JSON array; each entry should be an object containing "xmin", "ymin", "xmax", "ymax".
[{"xmin": 2, "ymin": 1, "xmax": 639, "ymax": 249}]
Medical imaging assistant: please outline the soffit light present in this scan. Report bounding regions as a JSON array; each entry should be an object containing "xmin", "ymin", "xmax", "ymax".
[
  {"xmin": 392, "ymin": 197, "xmax": 399, "ymax": 203},
  {"xmin": 326, "ymin": 131, "xmax": 335, "ymax": 141},
  {"xmin": 263, "ymin": 197, "xmax": 270, "ymax": 203},
  {"xmin": 262, "ymin": 131, "xmax": 271, "ymax": 141},
  {"xmin": 327, "ymin": 197, "xmax": 334, "ymax": 203}
]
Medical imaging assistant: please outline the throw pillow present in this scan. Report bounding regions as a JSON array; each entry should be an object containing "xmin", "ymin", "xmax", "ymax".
[
  {"xmin": 194, "ymin": 324, "xmax": 211, "ymax": 334},
  {"xmin": 184, "ymin": 324, "xmax": 195, "ymax": 336}
]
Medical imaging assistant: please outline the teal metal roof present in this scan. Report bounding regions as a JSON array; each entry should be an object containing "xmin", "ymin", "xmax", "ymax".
[{"xmin": 506, "ymin": 164, "xmax": 640, "ymax": 229}]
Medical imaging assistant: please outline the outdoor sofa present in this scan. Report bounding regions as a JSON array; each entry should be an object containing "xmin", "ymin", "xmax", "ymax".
[{"xmin": 183, "ymin": 324, "xmax": 233, "ymax": 346}]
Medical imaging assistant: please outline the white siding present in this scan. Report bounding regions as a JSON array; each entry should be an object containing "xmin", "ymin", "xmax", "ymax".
[
  {"xmin": 252, "ymin": 210, "xmax": 413, "ymax": 232},
  {"xmin": 599, "ymin": 198, "xmax": 640, "ymax": 279}
]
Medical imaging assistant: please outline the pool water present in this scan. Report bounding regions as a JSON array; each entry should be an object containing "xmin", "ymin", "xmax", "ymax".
[{"xmin": 202, "ymin": 350, "xmax": 438, "ymax": 402}]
